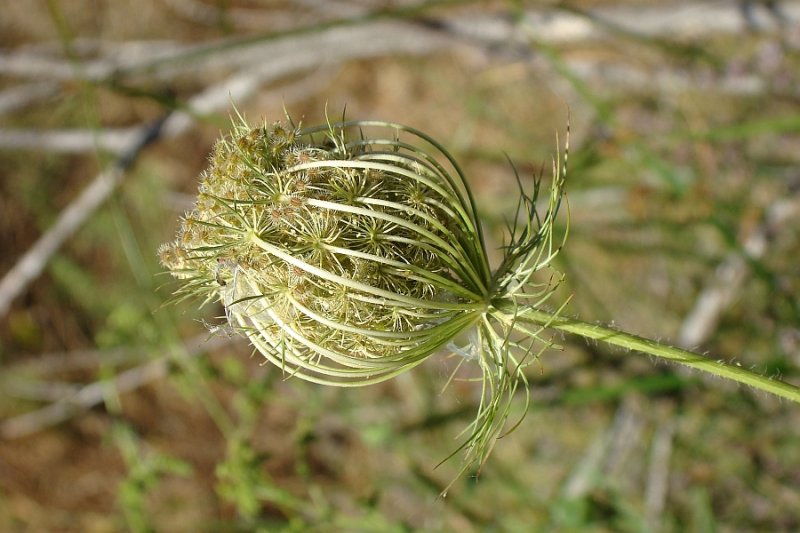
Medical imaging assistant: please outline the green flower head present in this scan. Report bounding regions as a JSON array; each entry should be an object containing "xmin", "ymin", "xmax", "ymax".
[{"xmin": 160, "ymin": 112, "xmax": 567, "ymax": 475}]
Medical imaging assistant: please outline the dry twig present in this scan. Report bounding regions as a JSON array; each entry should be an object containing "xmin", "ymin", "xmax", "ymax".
[
  {"xmin": 678, "ymin": 198, "xmax": 800, "ymax": 348},
  {"xmin": 0, "ymin": 334, "xmax": 233, "ymax": 439}
]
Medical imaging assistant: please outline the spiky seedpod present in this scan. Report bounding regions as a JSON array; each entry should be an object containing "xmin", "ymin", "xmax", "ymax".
[{"xmin": 160, "ymin": 115, "xmax": 567, "ymax": 473}]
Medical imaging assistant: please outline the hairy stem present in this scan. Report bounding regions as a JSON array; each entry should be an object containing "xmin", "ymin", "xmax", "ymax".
[{"xmin": 516, "ymin": 307, "xmax": 800, "ymax": 404}]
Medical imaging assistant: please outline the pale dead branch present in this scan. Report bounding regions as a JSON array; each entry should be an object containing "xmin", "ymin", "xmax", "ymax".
[
  {"xmin": 0, "ymin": 358, "xmax": 168, "ymax": 439},
  {"xmin": 0, "ymin": 119, "xmax": 164, "ymax": 319},
  {"xmin": 645, "ymin": 417, "xmax": 676, "ymax": 532},
  {"xmin": 0, "ymin": 127, "xmax": 143, "ymax": 155},
  {"xmin": 678, "ymin": 197, "xmax": 800, "ymax": 348},
  {"xmin": 0, "ymin": 81, "xmax": 60, "ymax": 116},
  {"xmin": 0, "ymin": 334, "xmax": 233, "ymax": 439}
]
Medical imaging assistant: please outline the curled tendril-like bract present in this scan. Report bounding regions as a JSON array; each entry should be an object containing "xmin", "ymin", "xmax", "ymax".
[{"xmin": 160, "ymin": 112, "xmax": 568, "ymax": 480}]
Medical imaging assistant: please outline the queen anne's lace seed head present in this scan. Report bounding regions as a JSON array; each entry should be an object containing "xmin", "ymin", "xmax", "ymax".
[
  {"xmin": 160, "ymin": 118, "xmax": 494, "ymax": 380},
  {"xmin": 161, "ymin": 114, "xmax": 567, "ymax": 480}
]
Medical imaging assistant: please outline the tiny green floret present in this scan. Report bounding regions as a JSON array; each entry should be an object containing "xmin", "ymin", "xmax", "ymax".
[{"xmin": 162, "ymin": 113, "xmax": 800, "ymax": 484}]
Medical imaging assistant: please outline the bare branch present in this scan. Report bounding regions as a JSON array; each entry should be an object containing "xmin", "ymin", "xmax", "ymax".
[
  {"xmin": 645, "ymin": 417, "xmax": 676, "ymax": 532},
  {"xmin": 0, "ymin": 81, "xmax": 60, "ymax": 116},
  {"xmin": 0, "ymin": 118, "xmax": 165, "ymax": 318},
  {"xmin": 0, "ymin": 358, "xmax": 168, "ymax": 439},
  {"xmin": 0, "ymin": 39, "xmax": 187, "ymax": 81},
  {"xmin": 0, "ymin": 334, "xmax": 234, "ymax": 439},
  {"xmin": 678, "ymin": 198, "xmax": 800, "ymax": 348},
  {"xmin": 0, "ymin": 127, "xmax": 143, "ymax": 155}
]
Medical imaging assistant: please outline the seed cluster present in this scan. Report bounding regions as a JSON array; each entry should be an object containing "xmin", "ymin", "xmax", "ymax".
[{"xmin": 160, "ymin": 119, "xmax": 490, "ymax": 384}]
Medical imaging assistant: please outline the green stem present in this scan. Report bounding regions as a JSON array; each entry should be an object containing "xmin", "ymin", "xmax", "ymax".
[{"xmin": 516, "ymin": 307, "xmax": 800, "ymax": 404}]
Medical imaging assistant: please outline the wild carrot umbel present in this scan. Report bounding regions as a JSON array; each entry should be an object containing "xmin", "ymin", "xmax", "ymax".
[{"xmin": 161, "ymin": 114, "xmax": 800, "ymax": 480}]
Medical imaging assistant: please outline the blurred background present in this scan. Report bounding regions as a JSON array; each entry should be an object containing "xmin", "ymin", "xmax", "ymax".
[{"xmin": 1, "ymin": 0, "xmax": 799, "ymax": 531}]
